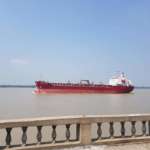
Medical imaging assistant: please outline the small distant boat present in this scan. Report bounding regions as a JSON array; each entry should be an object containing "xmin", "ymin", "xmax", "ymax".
[{"xmin": 34, "ymin": 73, "xmax": 134, "ymax": 94}]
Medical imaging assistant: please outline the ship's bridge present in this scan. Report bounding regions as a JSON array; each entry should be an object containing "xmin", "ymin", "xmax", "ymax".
[{"xmin": 109, "ymin": 73, "xmax": 132, "ymax": 86}]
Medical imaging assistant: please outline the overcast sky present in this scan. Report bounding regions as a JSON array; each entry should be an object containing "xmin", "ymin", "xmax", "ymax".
[{"xmin": 0, "ymin": 0, "xmax": 150, "ymax": 86}]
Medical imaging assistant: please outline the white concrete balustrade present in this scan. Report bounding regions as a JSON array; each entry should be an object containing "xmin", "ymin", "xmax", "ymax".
[{"xmin": 0, "ymin": 114, "xmax": 150, "ymax": 149}]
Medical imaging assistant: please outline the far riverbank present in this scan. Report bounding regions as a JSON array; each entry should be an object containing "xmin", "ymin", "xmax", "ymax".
[{"xmin": 0, "ymin": 85, "xmax": 150, "ymax": 89}]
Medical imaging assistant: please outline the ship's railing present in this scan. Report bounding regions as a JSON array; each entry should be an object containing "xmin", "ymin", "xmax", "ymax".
[{"xmin": 1, "ymin": 114, "xmax": 150, "ymax": 149}]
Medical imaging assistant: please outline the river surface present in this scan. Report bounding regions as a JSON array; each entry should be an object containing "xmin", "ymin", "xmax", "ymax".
[{"xmin": 0, "ymin": 88, "xmax": 150, "ymax": 119}]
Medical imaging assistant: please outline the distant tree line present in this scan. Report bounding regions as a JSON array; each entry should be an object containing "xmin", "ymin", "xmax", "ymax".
[{"xmin": 0, "ymin": 85, "xmax": 35, "ymax": 88}]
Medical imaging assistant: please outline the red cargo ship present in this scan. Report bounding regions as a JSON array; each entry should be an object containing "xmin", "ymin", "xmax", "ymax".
[{"xmin": 34, "ymin": 73, "xmax": 134, "ymax": 94}]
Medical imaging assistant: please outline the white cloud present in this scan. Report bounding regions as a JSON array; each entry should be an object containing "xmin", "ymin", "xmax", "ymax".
[{"xmin": 10, "ymin": 58, "xmax": 29, "ymax": 65}]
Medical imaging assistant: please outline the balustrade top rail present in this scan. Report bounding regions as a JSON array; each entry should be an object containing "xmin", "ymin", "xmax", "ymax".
[{"xmin": 0, "ymin": 114, "xmax": 150, "ymax": 128}]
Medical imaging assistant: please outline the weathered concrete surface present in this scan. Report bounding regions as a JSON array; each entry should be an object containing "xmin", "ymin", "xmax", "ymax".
[
  {"xmin": 62, "ymin": 143, "xmax": 150, "ymax": 150},
  {"xmin": 1, "ymin": 115, "xmax": 150, "ymax": 149}
]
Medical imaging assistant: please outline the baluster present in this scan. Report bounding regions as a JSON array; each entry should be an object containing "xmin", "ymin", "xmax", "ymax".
[
  {"xmin": 76, "ymin": 124, "xmax": 80, "ymax": 141},
  {"xmin": 148, "ymin": 121, "xmax": 150, "ymax": 136},
  {"xmin": 131, "ymin": 121, "xmax": 136, "ymax": 136},
  {"xmin": 66, "ymin": 124, "xmax": 71, "ymax": 141},
  {"xmin": 52, "ymin": 125, "xmax": 57, "ymax": 143},
  {"xmin": 142, "ymin": 121, "xmax": 146, "ymax": 136},
  {"xmin": 109, "ymin": 122, "xmax": 114, "ymax": 138},
  {"xmin": 6, "ymin": 128, "xmax": 12, "ymax": 147},
  {"xmin": 97, "ymin": 122, "xmax": 102, "ymax": 139},
  {"xmin": 37, "ymin": 126, "xmax": 42, "ymax": 144},
  {"xmin": 22, "ymin": 127, "xmax": 27, "ymax": 146},
  {"xmin": 120, "ymin": 121, "xmax": 125, "ymax": 137}
]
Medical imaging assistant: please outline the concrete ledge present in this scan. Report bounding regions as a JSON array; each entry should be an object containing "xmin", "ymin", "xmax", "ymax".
[
  {"xmin": 93, "ymin": 136, "xmax": 150, "ymax": 145},
  {"xmin": 5, "ymin": 142, "xmax": 81, "ymax": 150}
]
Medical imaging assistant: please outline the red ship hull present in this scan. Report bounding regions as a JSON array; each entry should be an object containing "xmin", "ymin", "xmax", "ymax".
[{"xmin": 34, "ymin": 81, "xmax": 134, "ymax": 94}]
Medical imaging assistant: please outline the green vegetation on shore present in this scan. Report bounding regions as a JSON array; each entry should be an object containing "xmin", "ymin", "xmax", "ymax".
[
  {"xmin": 0, "ymin": 85, "xmax": 35, "ymax": 88},
  {"xmin": 0, "ymin": 85, "xmax": 150, "ymax": 89}
]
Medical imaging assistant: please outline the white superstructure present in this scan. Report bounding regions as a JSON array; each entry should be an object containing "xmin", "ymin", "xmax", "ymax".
[{"xmin": 109, "ymin": 73, "xmax": 132, "ymax": 86}]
